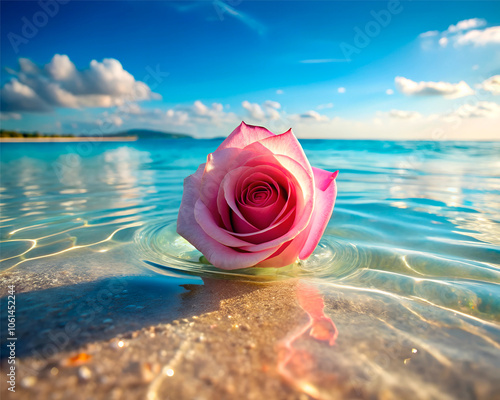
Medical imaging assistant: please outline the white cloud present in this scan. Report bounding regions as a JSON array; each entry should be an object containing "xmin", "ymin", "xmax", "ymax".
[
  {"xmin": 242, "ymin": 100, "xmax": 266, "ymax": 120},
  {"xmin": 188, "ymin": 100, "xmax": 230, "ymax": 123},
  {"xmin": 395, "ymin": 76, "xmax": 474, "ymax": 99},
  {"xmin": 294, "ymin": 110, "xmax": 329, "ymax": 122},
  {"xmin": 472, "ymin": 64, "xmax": 479, "ymax": 70},
  {"xmin": 455, "ymin": 26, "xmax": 500, "ymax": 46},
  {"xmin": 0, "ymin": 54, "xmax": 160, "ymax": 113},
  {"xmin": 105, "ymin": 99, "xmax": 237, "ymax": 135},
  {"xmin": 445, "ymin": 18, "xmax": 486, "ymax": 34},
  {"xmin": 0, "ymin": 79, "xmax": 50, "ymax": 112},
  {"xmin": 381, "ymin": 102, "xmax": 500, "ymax": 122},
  {"xmin": 180, "ymin": 100, "xmax": 239, "ymax": 136},
  {"xmin": 112, "ymin": 116, "xmax": 123, "ymax": 127},
  {"xmin": 263, "ymin": 100, "xmax": 281, "ymax": 110},
  {"xmin": 478, "ymin": 75, "xmax": 500, "ymax": 95},
  {"xmin": 55, "ymin": 97, "xmax": 500, "ymax": 140},
  {"xmin": 419, "ymin": 18, "xmax": 498, "ymax": 49},
  {"xmin": 276, "ymin": 89, "xmax": 284, "ymax": 95},
  {"xmin": 97, "ymin": 114, "xmax": 123, "ymax": 128},
  {"xmin": 266, "ymin": 108, "xmax": 281, "ymax": 121},
  {"xmin": 337, "ymin": 87, "xmax": 346, "ymax": 94},
  {"xmin": 46, "ymin": 54, "xmax": 76, "ymax": 81},
  {"xmin": 370, "ymin": 102, "xmax": 500, "ymax": 140},
  {"xmin": 389, "ymin": 109, "xmax": 422, "ymax": 120},
  {"xmin": 317, "ymin": 102, "xmax": 334, "ymax": 110},
  {"xmin": 239, "ymin": 102, "xmax": 331, "ymax": 133},
  {"xmin": 165, "ymin": 109, "xmax": 189, "ymax": 126},
  {"xmin": 386, "ymin": 89, "xmax": 394, "ymax": 95},
  {"xmin": 118, "ymin": 103, "xmax": 143, "ymax": 115},
  {"xmin": 193, "ymin": 100, "xmax": 209, "ymax": 116},
  {"xmin": 452, "ymin": 101, "xmax": 500, "ymax": 118},
  {"xmin": 111, "ymin": 99, "xmax": 499, "ymax": 140},
  {"xmin": 419, "ymin": 30, "xmax": 439, "ymax": 38},
  {"xmin": 242, "ymin": 100, "xmax": 282, "ymax": 121},
  {"xmin": 263, "ymin": 101, "xmax": 281, "ymax": 120},
  {"xmin": 439, "ymin": 37, "xmax": 449, "ymax": 47}
]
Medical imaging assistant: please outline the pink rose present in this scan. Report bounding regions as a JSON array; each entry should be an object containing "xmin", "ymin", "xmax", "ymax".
[{"xmin": 177, "ymin": 122, "xmax": 338, "ymax": 270}]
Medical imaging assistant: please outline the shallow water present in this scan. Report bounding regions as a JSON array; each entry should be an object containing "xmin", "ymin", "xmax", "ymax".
[{"xmin": 1, "ymin": 139, "xmax": 500, "ymax": 399}]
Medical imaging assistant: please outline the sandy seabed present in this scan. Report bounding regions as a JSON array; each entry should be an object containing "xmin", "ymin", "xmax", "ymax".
[{"xmin": 1, "ymin": 257, "xmax": 500, "ymax": 400}]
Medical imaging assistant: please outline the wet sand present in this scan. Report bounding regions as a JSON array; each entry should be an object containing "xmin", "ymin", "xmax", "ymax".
[{"xmin": 2, "ymin": 263, "xmax": 500, "ymax": 400}]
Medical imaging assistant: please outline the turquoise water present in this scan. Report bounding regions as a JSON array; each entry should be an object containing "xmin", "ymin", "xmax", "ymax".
[{"xmin": 1, "ymin": 139, "xmax": 500, "ymax": 397}]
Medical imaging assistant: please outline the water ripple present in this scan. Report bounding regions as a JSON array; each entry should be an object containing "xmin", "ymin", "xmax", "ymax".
[{"xmin": 1, "ymin": 140, "xmax": 499, "ymax": 328}]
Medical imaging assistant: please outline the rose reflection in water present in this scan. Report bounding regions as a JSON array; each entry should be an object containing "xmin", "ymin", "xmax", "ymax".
[
  {"xmin": 137, "ymin": 220, "xmax": 341, "ymax": 398},
  {"xmin": 278, "ymin": 281, "xmax": 338, "ymax": 399}
]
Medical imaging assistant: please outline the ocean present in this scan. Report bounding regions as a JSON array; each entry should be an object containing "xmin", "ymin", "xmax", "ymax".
[{"xmin": 1, "ymin": 138, "xmax": 499, "ymax": 399}]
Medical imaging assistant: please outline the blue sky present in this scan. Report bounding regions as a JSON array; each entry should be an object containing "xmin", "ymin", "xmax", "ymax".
[{"xmin": 1, "ymin": 0, "xmax": 499, "ymax": 139}]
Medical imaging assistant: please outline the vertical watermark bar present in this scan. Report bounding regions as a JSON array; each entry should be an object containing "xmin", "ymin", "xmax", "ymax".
[{"xmin": 6, "ymin": 285, "xmax": 17, "ymax": 392}]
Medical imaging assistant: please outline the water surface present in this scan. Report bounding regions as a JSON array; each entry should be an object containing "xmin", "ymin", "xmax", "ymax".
[{"xmin": 1, "ymin": 139, "xmax": 499, "ymax": 399}]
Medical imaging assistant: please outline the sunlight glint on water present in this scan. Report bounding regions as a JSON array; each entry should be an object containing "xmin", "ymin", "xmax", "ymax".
[
  {"xmin": 2, "ymin": 139, "xmax": 500, "ymax": 397},
  {"xmin": 1, "ymin": 139, "xmax": 500, "ymax": 321}
]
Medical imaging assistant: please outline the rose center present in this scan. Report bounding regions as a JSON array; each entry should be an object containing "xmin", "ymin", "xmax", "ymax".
[
  {"xmin": 240, "ymin": 180, "xmax": 277, "ymax": 208},
  {"xmin": 228, "ymin": 168, "xmax": 294, "ymax": 232},
  {"xmin": 249, "ymin": 186, "xmax": 271, "ymax": 204}
]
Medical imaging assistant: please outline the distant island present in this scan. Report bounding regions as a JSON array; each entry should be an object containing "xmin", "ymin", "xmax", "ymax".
[{"xmin": 0, "ymin": 129, "xmax": 193, "ymax": 142}]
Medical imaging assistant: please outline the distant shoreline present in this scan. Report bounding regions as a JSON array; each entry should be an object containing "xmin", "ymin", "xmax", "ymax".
[
  {"xmin": 1, "ymin": 136, "xmax": 498, "ymax": 143},
  {"xmin": 0, "ymin": 136, "xmax": 138, "ymax": 143}
]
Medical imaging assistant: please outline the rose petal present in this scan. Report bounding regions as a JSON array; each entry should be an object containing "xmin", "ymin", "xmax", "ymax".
[
  {"xmin": 177, "ymin": 123, "xmax": 338, "ymax": 270},
  {"xmin": 177, "ymin": 168, "xmax": 277, "ymax": 270},
  {"xmin": 246, "ymin": 182, "xmax": 272, "ymax": 205},
  {"xmin": 222, "ymin": 164, "xmax": 289, "ymax": 230},
  {"xmin": 194, "ymin": 199, "xmax": 252, "ymax": 247},
  {"xmin": 270, "ymin": 179, "xmax": 295, "ymax": 225},
  {"xmin": 221, "ymin": 166, "xmax": 258, "ymax": 230},
  {"xmin": 217, "ymin": 166, "xmax": 257, "ymax": 232},
  {"xmin": 299, "ymin": 168, "xmax": 338, "ymax": 260},
  {"xmin": 201, "ymin": 147, "xmax": 267, "ymax": 223},
  {"xmin": 231, "ymin": 210, "xmax": 259, "ymax": 234},
  {"xmin": 236, "ymin": 172, "xmax": 284, "ymax": 228},
  {"xmin": 237, "ymin": 168, "xmax": 288, "ymax": 207},
  {"xmin": 244, "ymin": 129, "xmax": 313, "ymax": 179},
  {"xmin": 256, "ymin": 225, "xmax": 309, "ymax": 268},
  {"xmin": 207, "ymin": 153, "xmax": 313, "ymax": 252},
  {"xmin": 217, "ymin": 121, "xmax": 275, "ymax": 151},
  {"xmin": 199, "ymin": 147, "xmax": 242, "ymax": 219},
  {"xmin": 239, "ymin": 177, "xmax": 276, "ymax": 207},
  {"xmin": 255, "ymin": 241, "xmax": 294, "ymax": 268},
  {"xmin": 239, "ymin": 189, "xmax": 286, "ymax": 229},
  {"xmin": 238, "ymin": 208, "xmax": 295, "ymax": 246},
  {"xmin": 220, "ymin": 163, "xmax": 301, "ymax": 246},
  {"xmin": 239, "ymin": 154, "xmax": 314, "ymax": 251}
]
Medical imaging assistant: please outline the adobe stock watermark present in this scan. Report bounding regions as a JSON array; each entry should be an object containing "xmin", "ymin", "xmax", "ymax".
[
  {"xmin": 5, "ymin": 285, "xmax": 17, "ymax": 392},
  {"xmin": 7, "ymin": 0, "xmax": 70, "ymax": 54},
  {"xmin": 340, "ymin": 0, "xmax": 404, "ymax": 61}
]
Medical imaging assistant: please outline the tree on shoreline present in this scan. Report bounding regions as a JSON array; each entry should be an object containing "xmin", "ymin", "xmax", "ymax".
[{"xmin": 0, "ymin": 130, "xmax": 74, "ymax": 138}]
